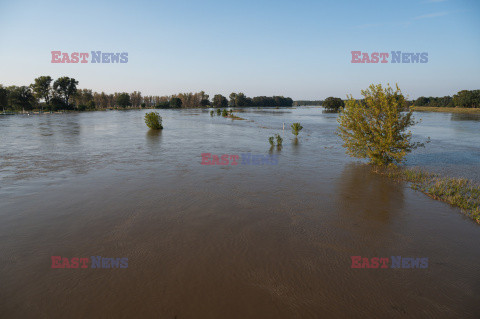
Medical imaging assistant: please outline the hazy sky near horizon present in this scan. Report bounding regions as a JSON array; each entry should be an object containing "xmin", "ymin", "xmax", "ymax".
[{"xmin": 0, "ymin": 0, "xmax": 479, "ymax": 100}]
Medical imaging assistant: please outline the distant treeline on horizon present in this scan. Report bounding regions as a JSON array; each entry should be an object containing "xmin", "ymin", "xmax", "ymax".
[
  {"xmin": 0, "ymin": 76, "xmax": 294, "ymax": 112},
  {"xmin": 295, "ymin": 90, "xmax": 480, "ymax": 108}
]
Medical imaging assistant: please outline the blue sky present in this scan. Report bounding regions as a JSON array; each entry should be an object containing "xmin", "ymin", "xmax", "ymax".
[{"xmin": 0, "ymin": 0, "xmax": 479, "ymax": 99}]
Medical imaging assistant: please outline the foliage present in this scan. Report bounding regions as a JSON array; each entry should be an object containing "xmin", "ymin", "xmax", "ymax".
[
  {"xmin": 222, "ymin": 109, "xmax": 228, "ymax": 117},
  {"xmin": 144, "ymin": 111, "xmax": 163, "ymax": 130},
  {"xmin": 30, "ymin": 76, "xmax": 52, "ymax": 108},
  {"xmin": 212, "ymin": 94, "xmax": 228, "ymax": 108},
  {"xmin": 293, "ymin": 100, "xmax": 322, "ymax": 106},
  {"xmin": 210, "ymin": 110, "xmax": 214, "ymax": 116},
  {"xmin": 380, "ymin": 167, "xmax": 480, "ymax": 224},
  {"xmin": 413, "ymin": 96, "xmax": 453, "ymax": 108},
  {"xmin": 53, "ymin": 77, "xmax": 78, "ymax": 106},
  {"xmin": 0, "ymin": 85, "xmax": 10, "ymax": 109},
  {"xmin": 7, "ymin": 86, "xmax": 36, "ymax": 111},
  {"xmin": 453, "ymin": 90, "xmax": 480, "ymax": 108},
  {"xmin": 268, "ymin": 136, "xmax": 275, "ymax": 146},
  {"xmin": 117, "ymin": 93, "xmax": 131, "ymax": 108},
  {"xmin": 169, "ymin": 97, "xmax": 182, "ymax": 108},
  {"xmin": 323, "ymin": 97, "xmax": 344, "ymax": 112},
  {"xmin": 337, "ymin": 84, "xmax": 423, "ymax": 166},
  {"xmin": 275, "ymin": 134, "xmax": 283, "ymax": 146},
  {"xmin": 216, "ymin": 108, "xmax": 221, "ymax": 115},
  {"xmin": 291, "ymin": 122, "xmax": 303, "ymax": 136}
]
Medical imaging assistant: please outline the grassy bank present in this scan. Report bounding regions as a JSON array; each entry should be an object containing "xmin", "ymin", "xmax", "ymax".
[
  {"xmin": 375, "ymin": 167, "xmax": 480, "ymax": 224},
  {"xmin": 412, "ymin": 106, "xmax": 480, "ymax": 114}
]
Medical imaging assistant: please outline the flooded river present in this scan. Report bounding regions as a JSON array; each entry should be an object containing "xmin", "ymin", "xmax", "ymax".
[{"xmin": 1, "ymin": 108, "xmax": 479, "ymax": 318}]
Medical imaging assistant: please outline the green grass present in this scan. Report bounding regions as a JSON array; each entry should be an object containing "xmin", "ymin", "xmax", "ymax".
[
  {"xmin": 375, "ymin": 167, "xmax": 480, "ymax": 224},
  {"xmin": 412, "ymin": 106, "xmax": 480, "ymax": 114}
]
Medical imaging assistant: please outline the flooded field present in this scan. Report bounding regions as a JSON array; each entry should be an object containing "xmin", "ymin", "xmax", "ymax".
[{"xmin": 1, "ymin": 107, "xmax": 479, "ymax": 318}]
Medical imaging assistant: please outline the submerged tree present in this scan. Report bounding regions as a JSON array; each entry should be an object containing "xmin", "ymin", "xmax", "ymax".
[
  {"xmin": 144, "ymin": 111, "xmax": 163, "ymax": 129},
  {"xmin": 291, "ymin": 122, "xmax": 303, "ymax": 136},
  {"xmin": 323, "ymin": 97, "xmax": 344, "ymax": 112},
  {"xmin": 337, "ymin": 84, "xmax": 423, "ymax": 166}
]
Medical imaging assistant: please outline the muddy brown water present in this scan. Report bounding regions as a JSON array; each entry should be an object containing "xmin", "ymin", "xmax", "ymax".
[{"xmin": 1, "ymin": 108, "xmax": 479, "ymax": 318}]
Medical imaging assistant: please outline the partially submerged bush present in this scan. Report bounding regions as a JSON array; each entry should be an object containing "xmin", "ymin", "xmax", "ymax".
[
  {"xmin": 275, "ymin": 134, "xmax": 283, "ymax": 146},
  {"xmin": 291, "ymin": 122, "xmax": 303, "ymax": 136},
  {"xmin": 268, "ymin": 136, "xmax": 275, "ymax": 146},
  {"xmin": 216, "ymin": 108, "xmax": 221, "ymax": 115},
  {"xmin": 337, "ymin": 84, "xmax": 423, "ymax": 166},
  {"xmin": 144, "ymin": 111, "xmax": 163, "ymax": 129},
  {"xmin": 222, "ymin": 109, "xmax": 228, "ymax": 117},
  {"xmin": 323, "ymin": 97, "xmax": 344, "ymax": 112}
]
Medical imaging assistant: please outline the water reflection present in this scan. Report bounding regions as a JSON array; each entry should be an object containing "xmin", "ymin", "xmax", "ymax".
[
  {"xmin": 450, "ymin": 113, "xmax": 480, "ymax": 122},
  {"xmin": 334, "ymin": 163, "xmax": 405, "ymax": 225}
]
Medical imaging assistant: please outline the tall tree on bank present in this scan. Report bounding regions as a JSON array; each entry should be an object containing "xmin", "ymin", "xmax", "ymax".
[
  {"xmin": 116, "ymin": 93, "xmax": 131, "ymax": 108},
  {"xmin": 212, "ymin": 94, "xmax": 228, "ymax": 108},
  {"xmin": 0, "ymin": 85, "xmax": 8, "ymax": 110},
  {"xmin": 53, "ymin": 77, "xmax": 78, "ymax": 107},
  {"xmin": 8, "ymin": 86, "xmax": 36, "ymax": 111},
  {"xmin": 31, "ymin": 76, "xmax": 52, "ymax": 111}
]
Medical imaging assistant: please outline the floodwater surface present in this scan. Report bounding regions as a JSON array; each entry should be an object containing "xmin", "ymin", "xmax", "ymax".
[{"xmin": 0, "ymin": 108, "xmax": 479, "ymax": 318}]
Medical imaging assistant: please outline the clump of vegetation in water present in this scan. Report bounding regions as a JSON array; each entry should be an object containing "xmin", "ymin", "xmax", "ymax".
[
  {"xmin": 323, "ymin": 97, "xmax": 344, "ymax": 112},
  {"xmin": 337, "ymin": 84, "xmax": 424, "ymax": 166},
  {"xmin": 275, "ymin": 134, "xmax": 283, "ymax": 146},
  {"xmin": 268, "ymin": 134, "xmax": 283, "ymax": 147},
  {"xmin": 210, "ymin": 110, "xmax": 214, "ymax": 116},
  {"xmin": 268, "ymin": 136, "xmax": 275, "ymax": 146},
  {"xmin": 377, "ymin": 167, "xmax": 480, "ymax": 224},
  {"xmin": 291, "ymin": 122, "xmax": 303, "ymax": 136},
  {"xmin": 144, "ymin": 111, "xmax": 163, "ymax": 129},
  {"xmin": 221, "ymin": 109, "xmax": 228, "ymax": 117},
  {"xmin": 216, "ymin": 108, "xmax": 221, "ymax": 115}
]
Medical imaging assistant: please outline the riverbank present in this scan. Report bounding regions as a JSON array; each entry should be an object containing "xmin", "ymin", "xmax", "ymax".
[
  {"xmin": 412, "ymin": 106, "xmax": 480, "ymax": 113},
  {"xmin": 376, "ymin": 167, "xmax": 480, "ymax": 224}
]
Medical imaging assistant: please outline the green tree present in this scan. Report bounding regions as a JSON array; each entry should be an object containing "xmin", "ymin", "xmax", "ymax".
[
  {"xmin": 337, "ymin": 84, "xmax": 422, "ymax": 166},
  {"xmin": 291, "ymin": 122, "xmax": 303, "ymax": 136},
  {"xmin": 31, "ymin": 76, "xmax": 52, "ymax": 110},
  {"xmin": 8, "ymin": 86, "xmax": 36, "ymax": 111},
  {"xmin": 323, "ymin": 97, "xmax": 344, "ymax": 112},
  {"xmin": 144, "ymin": 111, "xmax": 163, "ymax": 129},
  {"xmin": 169, "ymin": 97, "xmax": 182, "ymax": 108},
  {"xmin": 0, "ymin": 85, "xmax": 8, "ymax": 110},
  {"xmin": 212, "ymin": 94, "xmax": 228, "ymax": 108},
  {"xmin": 229, "ymin": 93, "xmax": 237, "ymax": 107},
  {"xmin": 117, "ymin": 93, "xmax": 131, "ymax": 108},
  {"xmin": 53, "ymin": 77, "xmax": 78, "ymax": 106},
  {"xmin": 453, "ymin": 90, "xmax": 480, "ymax": 108}
]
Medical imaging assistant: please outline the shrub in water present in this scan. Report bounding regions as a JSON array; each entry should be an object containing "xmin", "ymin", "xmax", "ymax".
[
  {"xmin": 222, "ymin": 109, "xmax": 228, "ymax": 117},
  {"xmin": 337, "ymin": 84, "xmax": 423, "ymax": 165},
  {"xmin": 268, "ymin": 136, "xmax": 275, "ymax": 146},
  {"xmin": 216, "ymin": 108, "xmax": 221, "ymax": 115},
  {"xmin": 144, "ymin": 111, "xmax": 163, "ymax": 130},
  {"xmin": 291, "ymin": 122, "xmax": 303, "ymax": 136},
  {"xmin": 275, "ymin": 134, "xmax": 283, "ymax": 146}
]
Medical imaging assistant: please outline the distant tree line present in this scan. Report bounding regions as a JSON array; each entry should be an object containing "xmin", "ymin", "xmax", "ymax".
[
  {"xmin": 0, "ymin": 76, "xmax": 294, "ymax": 112},
  {"xmin": 413, "ymin": 90, "xmax": 480, "ymax": 108},
  {"xmin": 294, "ymin": 100, "xmax": 323, "ymax": 106}
]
